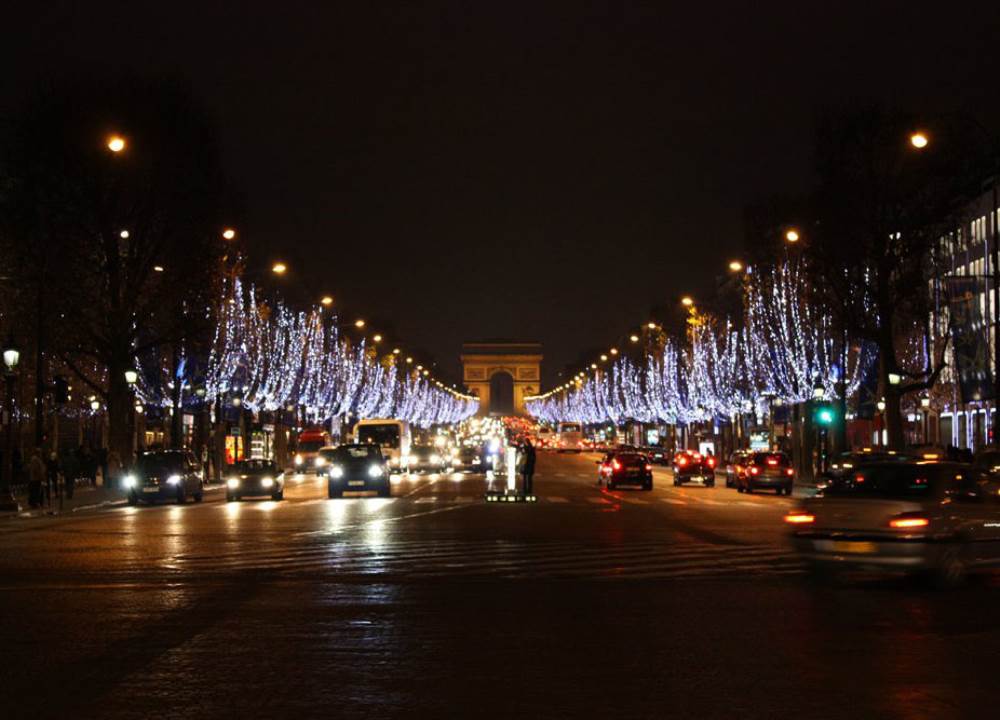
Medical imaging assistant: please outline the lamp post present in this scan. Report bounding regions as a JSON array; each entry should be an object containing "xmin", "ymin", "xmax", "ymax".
[{"xmin": 1, "ymin": 334, "xmax": 21, "ymax": 510}]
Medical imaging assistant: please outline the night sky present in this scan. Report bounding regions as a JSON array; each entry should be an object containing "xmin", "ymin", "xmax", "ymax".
[{"xmin": 4, "ymin": 2, "xmax": 1000, "ymax": 388}]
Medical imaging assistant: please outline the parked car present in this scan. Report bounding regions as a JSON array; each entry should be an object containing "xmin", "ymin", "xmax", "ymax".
[
  {"xmin": 724, "ymin": 450, "xmax": 752, "ymax": 488},
  {"xmin": 597, "ymin": 451, "xmax": 654, "ymax": 490},
  {"xmin": 672, "ymin": 450, "xmax": 716, "ymax": 487},
  {"xmin": 787, "ymin": 461, "xmax": 1000, "ymax": 586},
  {"xmin": 738, "ymin": 451, "xmax": 794, "ymax": 495},
  {"xmin": 327, "ymin": 444, "xmax": 391, "ymax": 498},
  {"xmin": 408, "ymin": 445, "xmax": 447, "ymax": 474},
  {"xmin": 123, "ymin": 450, "xmax": 204, "ymax": 505},
  {"xmin": 226, "ymin": 459, "xmax": 284, "ymax": 501}
]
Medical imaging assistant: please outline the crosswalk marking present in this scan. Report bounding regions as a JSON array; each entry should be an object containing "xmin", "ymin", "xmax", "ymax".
[
  {"xmin": 661, "ymin": 498, "xmax": 687, "ymax": 505},
  {"xmin": 169, "ymin": 537, "xmax": 802, "ymax": 582}
]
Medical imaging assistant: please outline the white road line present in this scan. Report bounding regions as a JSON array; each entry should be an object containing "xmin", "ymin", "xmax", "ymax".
[
  {"xmin": 414, "ymin": 497, "xmax": 438, "ymax": 504},
  {"xmin": 661, "ymin": 498, "xmax": 687, "ymax": 505}
]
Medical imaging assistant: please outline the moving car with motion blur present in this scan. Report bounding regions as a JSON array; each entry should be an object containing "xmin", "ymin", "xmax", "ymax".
[
  {"xmin": 326, "ymin": 444, "xmax": 391, "ymax": 498},
  {"xmin": 672, "ymin": 450, "xmax": 716, "ymax": 487},
  {"xmin": 597, "ymin": 451, "xmax": 654, "ymax": 490},
  {"xmin": 292, "ymin": 428, "xmax": 330, "ymax": 474},
  {"xmin": 226, "ymin": 459, "xmax": 284, "ymax": 501},
  {"xmin": 786, "ymin": 461, "xmax": 1000, "ymax": 586},
  {"xmin": 737, "ymin": 451, "xmax": 794, "ymax": 495},
  {"xmin": 555, "ymin": 421, "xmax": 584, "ymax": 453},
  {"xmin": 354, "ymin": 418, "xmax": 412, "ymax": 472},
  {"xmin": 724, "ymin": 450, "xmax": 751, "ymax": 488},
  {"xmin": 450, "ymin": 445, "xmax": 486, "ymax": 473},
  {"xmin": 818, "ymin": 449, "xmax": 907, "ymax": 490},
  {"xmin": 408, "ymin": 445, "xmax": 447, "ymax": 474},
  {"xmin": 123, "ymin": 450, "xmax": 205, "ymax": 505}
]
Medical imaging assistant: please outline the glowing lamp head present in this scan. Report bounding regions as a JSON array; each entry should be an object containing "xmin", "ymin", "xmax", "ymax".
[
  {"xmin": 728, "ymin": 260, "xmax": 743, "ymax": 272},
  {"xmin": 106, "ymin": 135, "xmax": 126, "ymax": 153},
  {"xmin": 681, "ymin": 296, "xmax": 694, "ymax": 307},
  {"xmin": 909, "ymin": 132, "xmax": 929, "ymax": 149},
  {"xmin": 321, "ymin": 296, "xmax": 334, "ymax": 307},
  {"xmin": 271, "ymin": 262, "xmax": 287, "ymax": 275},
  {"xmin": 785, "ymin": 229, "xmax": 800, "ymax": 243},
  {"xmin": 222, "ymin": 228, "xmax": 237, "ymax": 240}
]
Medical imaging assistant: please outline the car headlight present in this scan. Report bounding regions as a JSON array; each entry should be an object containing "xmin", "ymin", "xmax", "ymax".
[
  {"xmin": 430, "ymin": 454, "xmax": 441, "ymax": 465},
  {"xmin": 226, "ymin": 478, "xmax": 240, "ymax": 489},
  {"xmin": 122, "ymin": 474, "xmax": 137, "ymax": 489},
  {"xmin": 262, "ymin": 477, "xmax": 274, "ymax": 488},
  {"xmin": 315, "ymin": 456, "xmax": 327, "ymax": 468},
  {"xmin": 166, "ymin": 474, "xmax": 182, "ymax": 486},
  {"xmin": 294, "ymin": 454, "xmax": 303, "ymax": 466},
  {"xmin": 369, "ymin": 464, "xmax": 384, "ymax": 478},
  {"xmin": 390, "ymin": 456, "xmax": 400, "ymax": 465},
  {"xmin": 329, "ymin": 466, "xmax": 344, "ymax": 479}
]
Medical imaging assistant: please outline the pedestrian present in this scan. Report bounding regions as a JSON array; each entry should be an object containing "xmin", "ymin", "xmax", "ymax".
[
  {"xmin": 200, "ymin": 444, "xmax": 210, "ymax": 481},
  {"xmin": 107, "ymin": 449, "xmax": 122, "ymax": 491},
  {"xmin": 28, "ymin": 449, "xmax": 46, "ymax": 508},
  {"xmin": 520, "ymin": 439, "xmax": 536, "ymax": 495},
  {"xmin": 45, "ymin": 451, "xmax": 60, "ymax": 506},
  {"xmin": 62, "ymin": 448, "xmax": 78, "ymax": 500}
]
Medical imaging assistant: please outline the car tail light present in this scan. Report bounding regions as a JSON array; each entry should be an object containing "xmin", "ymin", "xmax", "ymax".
[
  {"xmin": 612, "ymin": 459, "xmax": 622, "ymax": 471},
  {"xmin": 750, "ymin": 466, "xmax": 760, "ymax": 475},
  {"xmin": 767, "ymin": 458, "xmax": 778, "ymax": 466},
  {"xmin": 677, "ymin": 456, "xmax": 688, "ymax": 467},
  {"xmin": 644, "ymin": 464, "xmax": 652, "ymax": 471},
  {"xmin": 784, "ymin": 511, "xmax": 815, "ymax": 524},
  {"xmin": 693, "ymin": 452, "xmax": 701, "ymax": 460},
  {"xmin": 889, "ymin": 514, "xmax": 929, "ymax": 529},
  {"xmin": 706, "ymin": 457, "xmax": 716, "ymax": 468},
  {"xmin": 785, "ymin": 468, "xmax": 794, "ymax": 477}
]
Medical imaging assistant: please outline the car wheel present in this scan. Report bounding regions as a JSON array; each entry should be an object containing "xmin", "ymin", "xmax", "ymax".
[
  {"xmin": 271, "ymin": 488, "xmax": 284, "ymax": 501},
  {"xmin": 226, "ymin": 493, "xmax": 235, "ymax": 502},
  {"xmin": 328, "ymin": 485, "xmax": 342, "ymax": 499},
  {"xmin": 737, "ymin": 485, "xmax": 744, "ymax": 493},
  {"xmin": 127, "ymin": 493, "xmax": 138, "ymax": 506},
  {"xmin": 745, "ymin": 484, "xmax": 753, "ymax": 494},
  {"xmin": 930, "ymin": 544, "xmax": 966, "ymax": 589},
  {"xmin": 706, "ymin": 481, "xmax": 715, "ymax": 488},
  {"xmin": 642, "ymin": 481, "xmax": 653, "ymax": 491}
]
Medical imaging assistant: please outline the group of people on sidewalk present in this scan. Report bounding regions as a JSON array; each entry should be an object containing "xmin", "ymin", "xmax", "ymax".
[{"xmin": 25, "ymin": 445, "xmax": 122, "ymax": 509}]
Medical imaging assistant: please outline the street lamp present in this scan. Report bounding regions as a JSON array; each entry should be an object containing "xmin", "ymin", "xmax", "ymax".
[
  {"xmin": 320, "ymin": 296, "xmax": 334, "ymax": 307},
  {"xmin": 647, "ymin": 322, "xmax": 657, "ymax": 329},
  {"xmin": 610, "ymin": 348, "xmax": 618, "ymax": 356},
  {"xmin": 124, "ymin": 369, "xmax": 139, "ymax": 386},
  {"xmin": 90, "ymin": 399, "xmax": 100, "ymax": 412},
  {"xmin": 909, "ymin": 132, "xmax": 929, "ymax": 149},
  {"xmin": 373, "ymin": 334, "xmax": 382, "ymax": 343},
  {"xmin": 785, "ymin": 229, "xmax": 800, "ymax": 243},
  {"xmin": 2, "ymin": 340, "xmax": 20, "ymax": 373},
  {"xmin": 222, "ymin": 228, "xmax": 237, "ymax": 240},
  {"xmin": 120, "ymin": 230, "xmax": 130, "ymax": 239},
  {"xmin": 812, "ymin": 378, "xmax": 826, "ymax": 400},
  {"xmin": 728, "ymin": 260, "xmax": 744, "ymax": 272},
  {"xmin": 271, "ymin": 262, "xmax": 287, "ymax": 275},
  {"xmin": 920, "ymin": 394, "xmax": 931, "ymax": 409},
  {"xmin": 600, "ymin": 354, "xmax": 608, "ymax": 362},
  {"xmin": 681, "ymin": 296, "xmax": 694, "ymax": 307},
  {"xmin": 106, "ymin": 134, "xmax": 126, "ymax": 153},
  {"xmin": 629, "ymin": 335, "xmax": 639, "ymax": 343},
  {"xmin": 354, "ymin": 319, "xmax": 365, "ymax": 329},
  {"xmin": 876, "ymin": 397, "xmax": 887, "ymax": 412},
  {"xmin": 0, "ymin": 333, "xmax": 19, "ymax": 510}
]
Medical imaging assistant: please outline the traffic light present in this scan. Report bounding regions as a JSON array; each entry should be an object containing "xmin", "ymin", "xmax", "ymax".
[
  {"xmin": 813, "ymin": 401, "xmax": 836, "ymax": 426},
  {"xmin": 54, "ymin": 375, "xmax": 69, "ymax": 404}
]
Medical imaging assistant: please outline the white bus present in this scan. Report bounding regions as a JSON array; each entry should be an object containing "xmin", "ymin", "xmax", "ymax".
[
  {"xmin": 353, "ymin": 419, "xmax": 412, "ymax": 471},
  {"xmin": 555, "ymin": 421, "xmax": 584, "ymax": 453}
]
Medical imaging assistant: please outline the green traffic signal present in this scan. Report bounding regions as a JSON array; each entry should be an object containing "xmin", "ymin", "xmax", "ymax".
[{"xmin": 817, "ymin": 407, "xmax": 835, "ymax": 425}]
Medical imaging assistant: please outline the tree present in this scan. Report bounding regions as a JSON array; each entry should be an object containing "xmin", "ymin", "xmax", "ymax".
[
  {"xmin": 0, "ymin": 75, "xmax": 228, "ymax": 462},
  {"xmin": 805, "ymin": 107, "xmax": 983, "ymax": 449}
]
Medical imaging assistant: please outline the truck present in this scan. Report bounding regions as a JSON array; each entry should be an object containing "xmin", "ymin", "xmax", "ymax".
[
  {"xmin": 292, "ymin": 428, "xmax": 331, "ymax": 474},
  {"xmin": 353, "ymin": 419, "xmax": 412, "ymax": 472}
]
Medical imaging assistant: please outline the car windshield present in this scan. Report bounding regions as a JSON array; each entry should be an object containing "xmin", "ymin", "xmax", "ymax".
[
  {"xmin": 752, "ymin": 453, "xmax": 789, "ymax": 467},
  {"xmin": 357, "ymin": 424, "xmax": 401, "ymax": 448},
  {"xmin": 297, "ymin": 441, "xmax": 324, "ymax": 453},
  {"xmin": 334, "ymin": 445, "xmax": 379, "ymax": 461},
  {"xmin": 614, "ymin": 453, "xmax": 646, "ymax": 465},
  {"xmin": 234, "ymin": 460, "xmax": 277, "ymax": 473},
  {"xmin": 823, "ymin": 465, "xmax": 942, "ymax": 498},
  {"xmin": 137, "ymin": 453, "xmax": 187, "ymax": 474}
]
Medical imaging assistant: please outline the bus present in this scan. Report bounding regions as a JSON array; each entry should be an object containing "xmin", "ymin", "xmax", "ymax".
[
  {"xmin": 353, "ymin": 419, "xmax": 412, "ymax": 471},
  {"xmin": 555, "ymin": 421, "xmax": 584, "ymax": 453}
]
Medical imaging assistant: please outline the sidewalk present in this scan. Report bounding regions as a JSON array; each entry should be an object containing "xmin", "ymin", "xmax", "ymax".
[{"xmin": 3, "ymin": 481, "xmax": 227, "ymax": 519}]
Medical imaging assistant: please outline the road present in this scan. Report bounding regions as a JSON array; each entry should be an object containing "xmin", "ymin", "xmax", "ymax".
[{"xmin": 1, "ymin": 451, "xmax": 998, "ymax": 719}]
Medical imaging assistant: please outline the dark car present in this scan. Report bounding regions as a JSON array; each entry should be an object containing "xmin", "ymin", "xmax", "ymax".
[
  {"xmin": 738, "ymin": 451, "xmax": 794, "ymax": 495},
  {"xmin": 818, "ymin": 449, "xmax": 907, "ymax": 490},
  {"xmin": 788, "ymin": 461, "xmax": 1000, "ymax": 585},
  {"xmin": 672, "ymin": 450, "xmax": 716, "ymax": 487},
  {"xmin": 226, "ymin": 459, "xmax": 284, "ymax": 501},
  {"xmin": 123, "ymin": 450, "xmax": 204, "ymax": 505},
  {"xmin": 597, "ymin": 452, "xmax": 653, "ymax": 490},
  {"xmin": 408, "ymin": 445, "xmax": 447, "ymax": 474},
  {"xmin": 327, "ymin": 444, "xmax": 391, "ymax": 498},
  {"xmin": 643, "ymin": 446, "xmax": 671, "ymax": 466},
  {"xmin": 449, "ymin": 445, "xmax": 486, "ymax": 473},
  {"xmin": 724, "ymin": 450, "xmax": 752, "ymax": 488},
  {"xmin": 972, "ymin": 446, "xmax": 1000, "ymax": 474}
]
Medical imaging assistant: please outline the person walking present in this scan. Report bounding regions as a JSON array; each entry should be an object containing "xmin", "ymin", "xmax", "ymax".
[
  {"xmin": 520, "ymin": 439, "xmax": 536, "ymax": 495},
  {"xmin": 28, "ymin": 449, "xmax": 46, "ymax": 508},
  {"xmin": 62, "ymin": 447, "xmax": 78, "ymax": 500},
  {"xmin": 45, "ymin": 451, "xmax": 61, "ymax": 507}
]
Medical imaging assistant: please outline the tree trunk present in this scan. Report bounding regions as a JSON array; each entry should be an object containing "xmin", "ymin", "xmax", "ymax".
[{"xmin": 106, "ymin": 354, "xmax": 132, "ymax": 467}]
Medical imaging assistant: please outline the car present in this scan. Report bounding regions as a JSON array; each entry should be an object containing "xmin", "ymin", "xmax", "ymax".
[
  {"xmin": 818, "ymin": 449, "xmax": 907, "ymax": 490},
  {"xmin": 326, "ymin": 443, "xmax": 391, "ymax": 498},
  {"xmin": 738, "ymin": 451, "xmax": 794, "ymax": 495},
  {"xmin": 226, "ymin": 459, "xmax": 284, "ymax": 501},
  {"xmin": 449, "ymin": 445, "xmax": 486, "ymax": 473},
  {"xmin": 408, "ymin": 445, "xmax": 447, "ymax": 474},
  {"xmin": 672, "ymin": 450, "xmax": 716, "ymax": 487},
  {"xmin": 597, "ymin": 451, "xmax": 653, "ymax": 490},
  {"xmin": 291, "ymin": 429, "xmax": 331, "ymax": 474},
  {"xmin": 123, "ymin": 450, "xmax": 205, "ymax": 505},
  {"xmin": 724, "ymin": 450, "xmax": 752, "ymax": 488},
  {"xmin": 787, "ymin": 461, "xmax": 1000, "ymax": 586},
  {"xmin": 643, "ymin": 446, "xmax": 671, "ymax": 466}
]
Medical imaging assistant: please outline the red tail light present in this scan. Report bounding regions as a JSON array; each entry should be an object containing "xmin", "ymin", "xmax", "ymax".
[
  {"xmin": 677, "ymin": 457, "xmax": 688, "ymax": 467},
  {"xmin": 644, "ymin": 464, "xmax": 652, "ymax": 471},
  {"xmin": 784, "ymin": 511, "xmax": 815, "ymax": 524},
  {"xmin": 750, "ymin": 466, "xmax": 760, "ymax": 475},
  {"xmin": 612, "ymin": 459, "xmax": 622, "ymax": 471},
  {"xmin": 889, "ymin": 514, "xmax": 929, "ymax": 529},
  {"xmin": 785, "ymin": 468, "xmax": 794, "ymax": 477},
  {"xmin": 693, "ymin": 452, "xmax": 701, "ymax": 460},
  {"xmin": 767, "ymin": 458, "xmax": 778, "ymax": 466}
]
